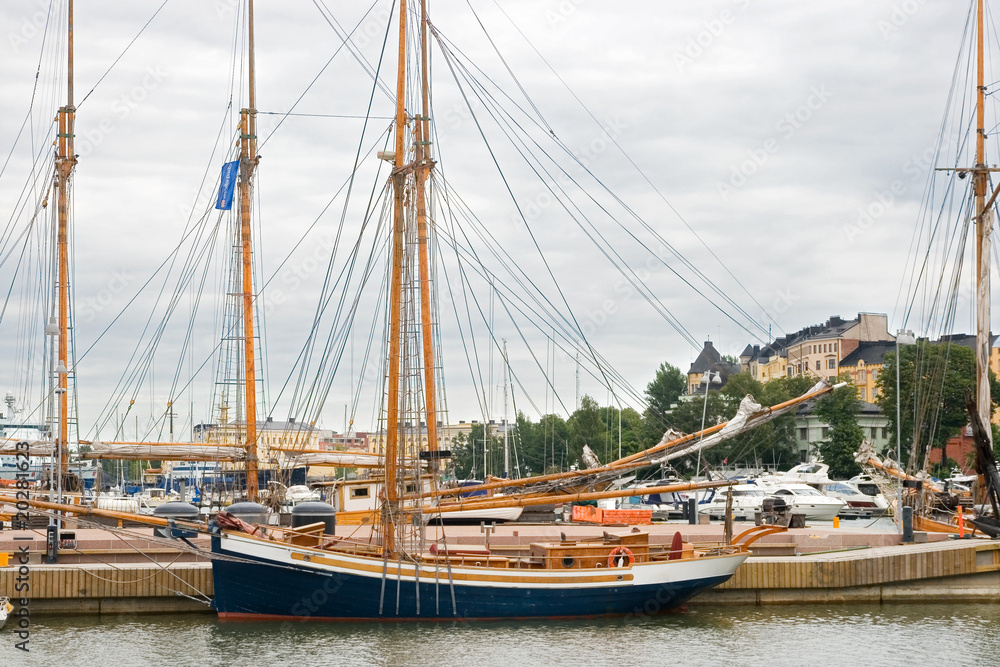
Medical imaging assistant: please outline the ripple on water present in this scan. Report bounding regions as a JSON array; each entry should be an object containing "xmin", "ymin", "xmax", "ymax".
[{"xmin": 6, "ymin": 604, "xmax": 1000, "ymax": 667}]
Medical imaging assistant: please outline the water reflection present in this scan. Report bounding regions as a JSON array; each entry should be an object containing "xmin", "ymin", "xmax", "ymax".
[{"xmin": 11, "ymin": 604, "xmax": 1000, "ymax": 667}]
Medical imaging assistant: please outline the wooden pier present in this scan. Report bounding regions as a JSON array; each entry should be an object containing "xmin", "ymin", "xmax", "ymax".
[{"xmin": 701, "ymin": 538, "xmax": 1000, "ymax": 605}]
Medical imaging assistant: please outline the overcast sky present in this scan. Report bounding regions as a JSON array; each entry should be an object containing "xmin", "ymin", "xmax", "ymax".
[{"xmin": 0, "ymin": 1, "xmax": 990, "ymax": 439}]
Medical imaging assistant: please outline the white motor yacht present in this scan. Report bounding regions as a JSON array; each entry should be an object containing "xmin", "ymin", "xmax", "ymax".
[
  {"xmin": 758, "ymin": 481, "xmax": 846, "ymax": 520},
  {"xmin": 772, "ymin": 463, "xmax": 891, "ymax": 518},
  {"xmin": 818, "ymin": 481, "xmax": 891, "ymax": 517},
  {"xmin": 697, "ymin": 484, "xmax": 768, "ymax": 521}
]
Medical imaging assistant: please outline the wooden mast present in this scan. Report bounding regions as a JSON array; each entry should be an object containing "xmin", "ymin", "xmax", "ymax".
[
  {"xmin": 415, "ymin": 0, "xmax": 439, "ymax": 467},
  {"xmin": 384, "ymin": 0, "xmax": 409, "ymax": 556},
  {"xmin": 975, "ymin": 0, "xmax": 993, "ymax": 449},
  {"xmin": 239, "ymin": 0, "xmax": 260, "ymax": 500},
  {"xmin": 55, "ymin": 0, "xmax": 77, "ymax": 477}
]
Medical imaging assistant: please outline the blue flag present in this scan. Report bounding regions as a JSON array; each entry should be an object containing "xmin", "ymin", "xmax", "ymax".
[{"xmin": 215, "ymin": 160, "xmax": 239, "ymax": 210}]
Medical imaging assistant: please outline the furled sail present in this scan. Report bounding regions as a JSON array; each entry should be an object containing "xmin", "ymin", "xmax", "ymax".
[
  {"xmin": 0, "ymin": 439, "xmax": 56, "ymax": 456},
  {"xmin": 82, "ymin": 441, "xmax": 245, "ymax": 461}
]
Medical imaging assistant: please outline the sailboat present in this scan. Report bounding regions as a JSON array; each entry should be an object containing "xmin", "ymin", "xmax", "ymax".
[
  {"xmin": 855, "ymin": 0, "xmax": 1000, "ymax": 537},
  {"xmin": 200, "ymin": 0, "xmax": 847, "ymax": 621},
  {"xmin": 0, "ymin": 1, "xmax": 846, "ymax": 619}
]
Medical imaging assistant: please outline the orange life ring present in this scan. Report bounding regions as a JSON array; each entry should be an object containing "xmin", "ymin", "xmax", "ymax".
[{"xmin": 607, "ymin": 546, "xmax": 634, "ymax": 568}]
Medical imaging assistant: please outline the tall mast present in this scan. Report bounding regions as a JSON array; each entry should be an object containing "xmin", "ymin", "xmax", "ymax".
[
  {"xmin": 55, "ymin": 0, "xmax": 77, "ymax": 479},
  {"xmin": 415, "ymin": 0, "xmax": 439, "ymax": 469},
  {"xmin": 975, "ymin": 0, "xmax": 993, "ymax": 447},
  {"xmin": 240, "ymin": 0, "xmax": 260, "ymax": 500},
  {"xmin": 384, "ymin": 0, "xmax": 409, "ymax": 556}
]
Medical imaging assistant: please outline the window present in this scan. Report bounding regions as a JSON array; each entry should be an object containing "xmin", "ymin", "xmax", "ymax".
[
  {"xmin": 351, "ymin": 486, "xmax": 371, "ymax": 499},
  {"xmin": 872, "ymin": 369, "xmax": 879, "ymax": 381},
  {"xmin": 797, "ymin": 363, "xmax": 802, "ymax": 374},
  {"xmin": 882, "ymin": 427, "xmax": 887, "ymax": 439},
  {"xmin": 815, "ymin": 360, "xmax": 821, "ymax": 370},
  {"xmin": 799, "ymin": 427, "xmax": 808, "ymax": 440},
  {"xmin": 828, "ymin": 359, "xmax": 836, "ymax": 369},
  {"xmin": 860, "ymin": 388, "xmax": 867, "ymax": 400},
  {"xmin": 787, "ymin": 366, "xmax": 793, "ymax": 377},
  {"xmin": 870, "ymin": 427, "xmax": 877, "ymax": 439},
  {"xmin": 821, "ymin": 427, "xmax": 829, "ymax": 439},
  {"xmin": 834, "ymin": 342, "xmax": 838, "ymax": 352}
]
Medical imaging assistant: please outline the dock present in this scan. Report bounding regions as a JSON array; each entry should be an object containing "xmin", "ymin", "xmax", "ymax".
[{"xmin": 2, "ymin": 523, "xmax": 999, "ymax": 615}]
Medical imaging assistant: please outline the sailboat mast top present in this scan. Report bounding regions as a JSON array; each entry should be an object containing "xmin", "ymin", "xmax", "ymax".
[{"xmin": 240, "ymin": 0, "xmax": 260, "ymax": 500}]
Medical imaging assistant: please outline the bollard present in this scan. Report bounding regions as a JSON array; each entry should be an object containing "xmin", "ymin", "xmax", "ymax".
[
  {"xmin": 45, "ymin": 524, "xmax": 59, "ymax": 564},
  {"xmin": 902, "ymin": 506, "xmax": 913, "ymax": 543},
  {"xmin": 687, "ymin": 498, "xmax": 697, "ymax": 525},
  {"xmin": 833, "ymin": 516, "xmax": 840, "ymax": 529}
]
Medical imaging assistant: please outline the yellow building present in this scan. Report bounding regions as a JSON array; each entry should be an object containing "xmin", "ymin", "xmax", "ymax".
[
  {"xmin": 741, "ymin": 313, "xmax": 894, "ymax": 383},
  {"xmin": 837, "ymin": 341, "xmax": 894, "ymax": 403}
]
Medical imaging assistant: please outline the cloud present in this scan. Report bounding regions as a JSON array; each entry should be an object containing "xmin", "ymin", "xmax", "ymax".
[{"xmin": 0, "ymin": 0, "xmax": 976, "ymax": 437}]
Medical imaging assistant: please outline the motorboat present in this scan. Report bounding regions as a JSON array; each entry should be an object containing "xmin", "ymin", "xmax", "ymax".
[
  {"xmin": 757, "ymin": 481, "xmax": 846, "ymax": 520},
  {"xmin": 772, "ymin": 463, "xmax": 890, "ymax": 518},
  {"xmin": 698, "ymin": 484, "xmax": 769, "ymax": 521},
  {"xmin": 817, "ymin": 481, "xmax": 890, "ymax": 518},
  {"xmin": 617, "ymin": 478, "xmax": 688, "ymax": 520}
]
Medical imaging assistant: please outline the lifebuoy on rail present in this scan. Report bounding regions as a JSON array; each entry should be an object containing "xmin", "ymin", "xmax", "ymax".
[{"xmin": 607, "ymin": 546, "xmax": 634, "ymax": 568}]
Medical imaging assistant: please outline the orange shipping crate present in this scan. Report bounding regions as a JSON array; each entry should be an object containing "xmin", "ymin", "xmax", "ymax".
[{"xmin": 571, "ymin": 505, "xmax": 604, "ymax": 523}]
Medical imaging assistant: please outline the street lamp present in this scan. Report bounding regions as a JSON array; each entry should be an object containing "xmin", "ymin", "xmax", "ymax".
[
  {"xmin": 895, "ymin": 328, "xmax": 916, "ymax": 532},
  {"xmin": 697, "ymin": 370, "xmax": 722, "ymax": 479}
]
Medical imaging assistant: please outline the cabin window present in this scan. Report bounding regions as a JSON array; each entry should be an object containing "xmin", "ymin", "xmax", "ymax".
[{"xmin": 351, "ymin": 487, "xmax": 370, "ymax": 499}]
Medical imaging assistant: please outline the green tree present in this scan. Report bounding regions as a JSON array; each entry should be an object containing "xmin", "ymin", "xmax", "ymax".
[
  {"xmin": 876, "ymin": 341, "xmax": 979, "ymax": 472},
  {"xmin": 451, "ymin": 423, "xmax": 505, "ymax": 479},
  {"xmin": 640, "ymin": 362, "xmax": 687, "ymax": 448},
  {"xmin": 567, "ymin": 395, "xmax": 606, "ymax": 467},
  {"xmin": 814, "ymin": 380, "xmax": 864, "ymax": 478}
]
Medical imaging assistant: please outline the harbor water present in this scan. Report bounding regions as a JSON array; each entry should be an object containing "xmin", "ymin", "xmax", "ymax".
[{"xmin": 5, "ymin": 603, "xmax": 1000, "ymax": 666}]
